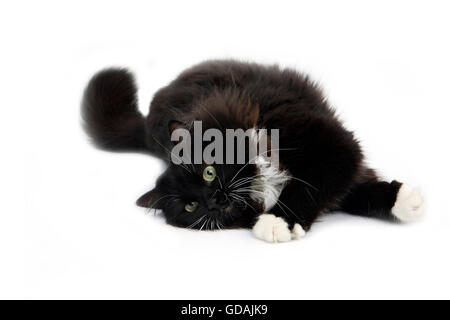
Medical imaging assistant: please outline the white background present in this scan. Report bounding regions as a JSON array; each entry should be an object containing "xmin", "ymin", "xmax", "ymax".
[{"xmin": 1, "ymin": 0, "xmax": 449, "ymax": 299}]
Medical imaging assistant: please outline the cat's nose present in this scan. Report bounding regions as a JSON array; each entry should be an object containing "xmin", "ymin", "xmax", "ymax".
[
  {"xmin": 216, "ymin": 192, "xmax": 228, "ymax": 204},
  {"xmin": 207, "ymin": 191, "xmax": 228, "ymax": 210}
]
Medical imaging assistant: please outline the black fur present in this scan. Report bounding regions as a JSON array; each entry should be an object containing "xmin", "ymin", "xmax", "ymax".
[
  {"xmin": 82, "ymin": 68, "xmax": 147, "ymax": 152},
  {"xmin": 82, "ymin": 60, "xmax": 403, "ymax": 232}
]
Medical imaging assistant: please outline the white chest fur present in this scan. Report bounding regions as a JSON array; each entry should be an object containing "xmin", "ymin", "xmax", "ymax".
[{"xmin": 250, "ymin": 155, "xmax": 289, "ymax": 211}]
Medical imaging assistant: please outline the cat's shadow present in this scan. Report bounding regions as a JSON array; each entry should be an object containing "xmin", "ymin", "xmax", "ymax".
[
  {"xmin": 309, "ymin": 211, "xmax": 396, "ymax": 237},
  {"xmin": 143, "ymin": 208, "xmax": 396, "ymax": 241}
]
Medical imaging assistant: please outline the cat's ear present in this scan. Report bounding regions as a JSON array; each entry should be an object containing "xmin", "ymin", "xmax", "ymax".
[
  {"xmin": 168, "ymin": 120, "xmax": 185, "ymax": 136},
  {"xmin": 136, "ymin": 188, "xmax": 166, "ymax": 208}
]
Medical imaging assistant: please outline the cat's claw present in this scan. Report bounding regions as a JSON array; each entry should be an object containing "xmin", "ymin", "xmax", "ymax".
[
  {"xmin": 253, "ymin": 214, "xmax": 306, "ymax": 242},
  {"xmin": 392, "ymin": 184, "xmax": 425, "ymax": 222}
]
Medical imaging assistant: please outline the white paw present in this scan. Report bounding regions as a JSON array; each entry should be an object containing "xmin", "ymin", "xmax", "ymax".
[
  {"xmin": 392, "ymin": 184, "xmax": 425, "ymax": 222},
  {"xmin": 291, "ymin": 223, "xmax": 306, "ymax": 239},
  {"xmin": 253, "ymin": 214, "xmax": 292, "ymax": 243}
]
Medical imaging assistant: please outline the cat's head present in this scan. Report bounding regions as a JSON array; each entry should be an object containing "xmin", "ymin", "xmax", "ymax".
[
  {"xmin": 137, "ymin": 91, "xmax": 266, "ymax": 230},
  {"xmin": 136, "ymin": 161, "xmax": 261, "ymax": 229}
]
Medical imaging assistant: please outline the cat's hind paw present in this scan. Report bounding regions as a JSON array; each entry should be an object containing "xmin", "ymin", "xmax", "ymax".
[
  {"xmin": 253, "ymin": 214, "xmax": 292, "ymax": 243},
  {"xmin": 392, "ymin": 184, "xmax": 425, "ymax": 223}
]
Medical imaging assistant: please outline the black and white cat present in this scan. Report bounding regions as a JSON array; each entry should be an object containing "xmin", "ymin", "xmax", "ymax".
[{"xmin": 82, "ymin": 60, "xmax": 424, "ymax": 242}]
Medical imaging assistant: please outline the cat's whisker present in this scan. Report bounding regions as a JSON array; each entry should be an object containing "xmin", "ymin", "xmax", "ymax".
[
  {"xmin": 208, "ymin": 216, "xmax": 213, "ymax": 231},
  {"xmin": 274, "ymin": 197, "xmax": 300, "ymax": 220},
  {"xmin": 227, "ymin": 174, "xmax": 262, "ymax": 189},
  {"xmin": 271, "ymin": 199, "xmax": 301, "ymax": 221},
  {"xmin": 216, "ymin": 219, "xmax": 222, "ymax": 230},
  {"xmin": 227, "ymin": 176, "xmax": 255, "ymax": 189},
  {"xmin": 228, "ymin": 192, "xmax": 257, "ymax": 213},
  {"xmin": 209, "ymin": 189, "xmax": 219, "ymax": 201},
  {"xmin": 233, "ymin": 172, "xmax": 318, "ymax": 195},
  {"xmin": 229, "ymin": 192, "xmax": 246, "ymax": 203},
  {"xmin": 227, "ymin": 148, "xmax": 296, "ymax": 186},
  {"xmin": 187, "ymin": 214, "xmax": 206, "ymax": 229},
  {"xmin": 228, "ymin": 174, "xmax": 264, "ymax": 189},
  {"xmin": 286, "ymin": 176, "xmax": 318, "ymax": 191},
  {"xmin": 274, "ymin": 201, "xmax": 290, "ymax": 218},
  {"xmin": 145, "ymin": 194, "xmax": 177, "ymax": 213},
  {"xmin": 233, "ymin": 188, "xmax": 259, "ymax": 194},
  {"xmin": 229, "ymin": 195, "xmax": 244, "ymax": 207},
  {"xmin": 305, "ymin": 187, "xmax": 317, "ymax": 205},
  {"xmin": 199, "ymin": 217, "xmax": 208, "ymax": 231},
  {"xmin": 233, "ymin": 188, "xmax": 300, "ymax": 220},
  {"xmin": 217, "ymin": 174, "xmax": 224, "ymax": 190}
]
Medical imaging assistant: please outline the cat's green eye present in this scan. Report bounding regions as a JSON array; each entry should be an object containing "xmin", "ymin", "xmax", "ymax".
[
  {"xmin": 185, "ymin": 201, "xmax": 198, "ymax": 213},
  {"xmin": 203, "ymin": 166, "xmax": 216, "ymax": 182}
]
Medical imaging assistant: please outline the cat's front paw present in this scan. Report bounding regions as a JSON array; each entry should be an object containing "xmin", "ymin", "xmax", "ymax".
[
  {"xmin": 253, "ymin": 214, "xmax": 293, "ymax": 243},
  {"xmin": 392, "ymin": 184, "xmax": 425, "ymax": 222}
]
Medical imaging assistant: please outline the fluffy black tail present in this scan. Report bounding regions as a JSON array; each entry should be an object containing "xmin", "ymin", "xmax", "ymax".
[{"xmin": 81, "ymin": 68, "xmax": 147, "ymax": 152}]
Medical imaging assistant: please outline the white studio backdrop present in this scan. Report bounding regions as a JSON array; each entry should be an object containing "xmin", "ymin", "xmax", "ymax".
[{"xmin": 1, "ymin": 0, "xmax": 449, "ymax": 299}]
